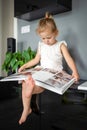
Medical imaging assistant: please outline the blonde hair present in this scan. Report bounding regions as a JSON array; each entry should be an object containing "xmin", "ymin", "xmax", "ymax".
[{"xmin": 36, "ymin": 12, "xmax": 58, "ymax": 34}]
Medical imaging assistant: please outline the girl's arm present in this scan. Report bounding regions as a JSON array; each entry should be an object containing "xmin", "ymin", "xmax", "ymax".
[
  {"xmin": 18, "ymin": 51, "xmax": 41, "ymax": 72},
  {"xmin": 61, "ymin": 44, "xmax": 80, "ymax": 81}
]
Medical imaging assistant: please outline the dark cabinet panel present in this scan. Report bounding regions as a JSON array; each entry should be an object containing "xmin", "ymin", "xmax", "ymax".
[{"xmin": 14, "ymin": 0, "xmax": 72, "ymax": 21}]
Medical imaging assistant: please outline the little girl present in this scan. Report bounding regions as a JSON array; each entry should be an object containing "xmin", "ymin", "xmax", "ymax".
[{"xmin": 18, "ymin": 12, "xmax": 80, "ymax": 125}]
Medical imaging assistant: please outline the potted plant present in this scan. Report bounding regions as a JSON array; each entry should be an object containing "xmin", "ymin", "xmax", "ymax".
[{"xmin": 2, "ymin": 46, "xmax": 36, "ymax": 73}]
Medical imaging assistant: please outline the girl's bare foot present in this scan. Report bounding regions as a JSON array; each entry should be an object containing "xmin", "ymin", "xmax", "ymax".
[{"xmin": 19, "ymin": 108, "xmax": 32, "ymax": 125}]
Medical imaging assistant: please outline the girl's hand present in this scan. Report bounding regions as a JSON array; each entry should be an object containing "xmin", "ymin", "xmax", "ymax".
[
  {"xmin": 18, "ymin": 66, "xmax": 25, "ymax": 73},
  {"xmin": 72, "ymin": 72, "xmax": 80, "ymax": 82}
]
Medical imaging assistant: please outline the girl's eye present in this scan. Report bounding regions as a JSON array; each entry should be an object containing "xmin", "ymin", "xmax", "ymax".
[
  {"xmin": 42, "ymin": 38, "xmax": 45, "ymax": 40},
  {"xmin": 47, "ymin": 37, "xmax": 51, "ymax": 39}
]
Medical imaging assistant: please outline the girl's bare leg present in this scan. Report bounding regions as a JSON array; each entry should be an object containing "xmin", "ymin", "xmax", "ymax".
[
  {"xmin": 19, "ymin": 76, "xmax": 35, "ymax": 125},
  {"xmin": 19, "ymin": 76, "xmax": 44, "ymax": 125}
]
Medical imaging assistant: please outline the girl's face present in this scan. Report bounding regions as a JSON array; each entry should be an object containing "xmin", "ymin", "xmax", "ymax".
[{"xmin": 39, "ymin": 30, "xmax": 58, "ymax": 45}]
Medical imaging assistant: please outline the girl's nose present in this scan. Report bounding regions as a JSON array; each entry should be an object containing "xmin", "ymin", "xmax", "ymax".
[{"xmin": 46, "ymin": 39, "xmax": 49, "ymax": 43}]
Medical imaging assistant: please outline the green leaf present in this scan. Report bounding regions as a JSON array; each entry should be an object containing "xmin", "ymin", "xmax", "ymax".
[
  {"xmin": 22, "ymin": 50, "xmax": 31, "ymax": 62},
  {"xmin": 2, "ymin": 63, "xmax": 8, "ymax": 72},
  {"xmin": 12, "ymin": 62, "xmax": 19, "ymax": 71},
  {"xmin": 10, "ymin": 57, "xmax": 17, "ymax": 68},
  {"xmin": 18, "ymin": 61, "xmax": 24, "ymax": 67},
  {"xmin": 4, "ymin": 52, "xmax": 12, "ymax": 65},
  {"xmin": 2, "ymin": 46, "xmax": 36, "ymax": 73}
]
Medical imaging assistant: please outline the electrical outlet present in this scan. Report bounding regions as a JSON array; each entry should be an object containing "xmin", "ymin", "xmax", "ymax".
[{"xmin": 21, "ymin": 25, "xmax": 30, "ymax": 34}]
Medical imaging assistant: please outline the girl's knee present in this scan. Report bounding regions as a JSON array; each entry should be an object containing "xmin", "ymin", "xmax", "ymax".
[{"xmin": 25, "ymin": 91, "xmax": 32, "ymax": 98}]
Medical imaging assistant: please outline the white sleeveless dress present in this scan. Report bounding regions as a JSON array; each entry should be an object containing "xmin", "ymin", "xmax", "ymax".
[{"xmin": 38, "ymin": 40, "xmax": 67, "ymax": 71}]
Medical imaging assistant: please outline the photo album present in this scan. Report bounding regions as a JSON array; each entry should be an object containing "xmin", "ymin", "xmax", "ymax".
[{"xmin": 0, "ymin": 66, "xmax": 75, "ymax": 95}]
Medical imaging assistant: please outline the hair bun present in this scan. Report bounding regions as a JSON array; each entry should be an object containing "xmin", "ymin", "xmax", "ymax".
[{"xmin": 45, "ymin": 12, "xmax": 52, "ymax": 19}]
